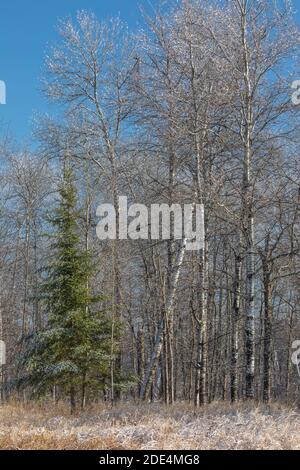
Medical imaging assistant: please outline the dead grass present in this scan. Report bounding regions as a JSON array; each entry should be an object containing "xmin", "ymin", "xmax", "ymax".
[{"xmin": 0, "ymin": 400, "xmax": 300, "ymax": 450}]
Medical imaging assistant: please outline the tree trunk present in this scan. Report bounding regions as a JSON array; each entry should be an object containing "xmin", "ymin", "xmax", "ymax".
[
  {"xmin": 231, "ymin": 254, "xmax": 242, "ymax": 402},
  {"xmin": 70, "ymin": 386, "xmax": 76, "ymax": 415},
  {"xmin": 262, "ymin": 259, "xmax": 273, "ymax": 403},
  {"xmin": 240, "ymin": 1, "xmax": 255, "ymax": 399}
]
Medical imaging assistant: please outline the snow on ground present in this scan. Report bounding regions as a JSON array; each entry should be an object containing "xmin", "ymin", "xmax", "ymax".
[{"xmin": 0, "ymin": 401, "xmax": 299, "ymax": 450}]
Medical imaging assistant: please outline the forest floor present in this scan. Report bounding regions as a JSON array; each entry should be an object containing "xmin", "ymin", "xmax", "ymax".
[{"xmin": 0, "ymin": 400, "xmax": 300, "ymax": 450}]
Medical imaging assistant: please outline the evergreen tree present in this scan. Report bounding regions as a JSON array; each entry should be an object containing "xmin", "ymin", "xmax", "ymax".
[{"xmin": 24, "ymin": 167, "xmax": 114, "ymax": 412}]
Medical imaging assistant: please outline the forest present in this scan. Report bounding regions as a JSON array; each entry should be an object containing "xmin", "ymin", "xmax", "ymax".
[{"xmin": 0, "ymin": 0, "xmax": 300, "ymax": 438}]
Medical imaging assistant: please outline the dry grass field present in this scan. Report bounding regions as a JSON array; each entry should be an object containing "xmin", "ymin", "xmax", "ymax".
[{"xmin": 0, "ymin": 401, "xmax": 300, "ymax": 450}]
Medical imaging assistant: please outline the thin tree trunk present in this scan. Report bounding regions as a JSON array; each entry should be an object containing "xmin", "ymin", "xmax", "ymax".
[
  {"xmin": 137, "ymin": 329, "xmax": 145, "ymax": 397},
  {"xmin": 231, "ymin": 254, "xmax": 242, "ymax": 402},
  {"xmin": 70, "ymin": 386, "xmax": 76, "ymax": 415},
  {"xmin": 81, "ymin": 373, "xmax": 87, "ymax": 410},
  {"xmin": 262, "ymin": 257, "xmax": 273, "ymax": 403}
]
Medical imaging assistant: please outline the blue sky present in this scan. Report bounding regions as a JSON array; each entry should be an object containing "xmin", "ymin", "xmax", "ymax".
[
  {"xmin": 0, "ymin": 0, "xmax": 299, "ymax": 144},
  {"xmin": 0, "ymin": 0, "xmax": 152, "ymax": 144}
]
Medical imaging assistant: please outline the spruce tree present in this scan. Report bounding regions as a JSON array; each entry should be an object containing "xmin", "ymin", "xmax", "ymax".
[{"xmin": 25, "ymin": 167, "xmax": 114, "ymax": 412}]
